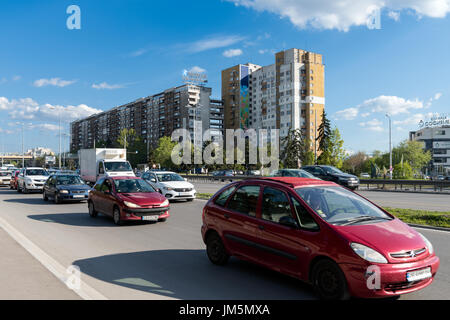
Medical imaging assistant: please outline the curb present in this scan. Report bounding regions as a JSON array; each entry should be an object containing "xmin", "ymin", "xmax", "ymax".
[{"xmin": 408, "ymin": 223, "xmax": 450, "ymax": 233}]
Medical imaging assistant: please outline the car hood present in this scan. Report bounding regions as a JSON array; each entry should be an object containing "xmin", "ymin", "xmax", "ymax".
[
  {"xmin": 26, "ymin": 175, "xmax": 49, "ymax": 181},
  {"xmin": 160, "ymin": 181, "xmax": 194, "ymax": 189},
  {"xmin": 57, "ymin": 185, "xmax": 91, "ymax": 191},
  {"xmin": 333, "ymin": 219, "xmax": 429, "ymax": 263},
  {"xmin": 118, "ymin": 192, "xmax": 168, "ymax": 207}
]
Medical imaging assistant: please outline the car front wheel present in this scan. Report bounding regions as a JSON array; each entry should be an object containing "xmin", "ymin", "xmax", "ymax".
[
  {"xmin": 43, "ymin": 191, "xmax": 48, "ymax": 201},
  {"xmin": 113, "ymin": 207, "xmax": 123, "ymax": 226},
  {"xmin": 206, "ymin": 232, "xmax": 229, "ymax": 266},
  {"xmin": 312, "ymin": 259, "xmax": 350, "ymax": 300}
]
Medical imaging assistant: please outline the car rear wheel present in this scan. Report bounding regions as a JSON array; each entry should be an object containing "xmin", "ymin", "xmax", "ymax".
[
  {"xmin": 206, "ymin": 233, "xmax": 229, "ymax": 266},
  {"xmin": 312, "ymin": 259, "xmax": 350, "ymax": 300},
  {"xmin": 88, "ymin": 201, "xmax": 98, "ymax": 217},
  {"xmin": 43, "ymin": 191, "xmax": 48, "ymax": 201},
  {"xmin": 113, "ymin": 207, "xmax": 123, "ymax": 226}
]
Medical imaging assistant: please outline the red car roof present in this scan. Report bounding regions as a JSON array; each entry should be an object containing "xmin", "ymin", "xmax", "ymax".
[{"xmin": 253, "ymin": 177, "xmax": 338, "ymax": 188}]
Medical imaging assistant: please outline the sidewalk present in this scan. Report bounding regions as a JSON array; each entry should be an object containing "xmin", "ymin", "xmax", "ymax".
[{"xmin": 0, "ymin": 227, "xmax": 80, "ymax": 300}]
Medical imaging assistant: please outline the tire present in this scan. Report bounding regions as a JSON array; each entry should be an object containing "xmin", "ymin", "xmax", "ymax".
[
  {"xmin": 187, "ymin": 198, "xmax": 194, "ymax": 202},
  {"xmin": 54, "ymin": 193, "xmax": 61, "ymax": 204},
  {"xmin": 88, "ymin": 201, "xmax": 98, "ymax": 218},
  {"xmin": 23, "ymin": 185, "xmax": 29, "ymax": 194},
  {"xmin": 158, "ymin": 218, "xmax": 167, "ymax": 222},
  {"xmin": 311, "ymin": 259, "xmax": 350, "ymax": 300},
  {"xmin": 206, "ymin": 232, "xmax": 229, "ymax": 266},
  {"xmin": 113, "ymin": 207, "xmax": 123, "ymax": 226},
  {"xmin": 17, "ymin": 184, "xmax": 21, "ymax": 193},
  {"xmin": 43, "ymin": 191, "xmax": 48, "ymax": 201}
]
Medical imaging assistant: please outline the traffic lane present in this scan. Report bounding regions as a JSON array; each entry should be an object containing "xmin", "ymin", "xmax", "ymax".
[
  {"xmin": 192, "ymin": 181, "xmax": 450, "ymax": 212},
  {"xmin": 0, "ymin": 189, "xmax": 314, "ymax": 300},
  {"xmin": 0, "ymin": 188, "xmax": 448, "ymax": 300},
  {"xmin": 399, "ymin": 228, "xmax": 450, "ymax": 300}
]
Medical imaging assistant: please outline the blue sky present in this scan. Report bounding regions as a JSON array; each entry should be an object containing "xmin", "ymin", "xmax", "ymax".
[{"xmin": 1, "ymin": 0, "xmax": 449, "ymax": 155}]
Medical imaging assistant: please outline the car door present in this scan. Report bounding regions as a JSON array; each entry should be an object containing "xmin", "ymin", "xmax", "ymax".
[
  {"xmin": 253, "ymin": 186, "xmax": 318, "ymax": 278},
  {"xmin": 99, "ymin": 179, "xmax": 116, "ymax": 216},
  {"xmin": 90, "ymin": 178, "xmax": 105, "ymax": 212},
  {"xmin": 217, "ymin": 184, "xmax": 264, "ymax": 263}
]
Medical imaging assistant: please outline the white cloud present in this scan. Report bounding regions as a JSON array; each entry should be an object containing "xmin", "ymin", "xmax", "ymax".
[
  {"xmin": 258, "ymin": 49, "xmax": 269, "ymax": 54},
  {"xmin": 223, "ymin": 48, "xmax": 243, "ymax": 58},
  {"xmin": 33, "ymin": 78, "xmax": 77, "ymax": 88},
  {"xmin": 187, "ymin": 35, "xmax": 245, "ymax": 53},
  {"xmin": 334, "ymin": 107, "xmax": 359, "ymax": 120},
  {"xmin": 334, "ymin": 95, "xmax": 425, "ymax": 121},
  {"xmin": 12, "ymin": 75, "xmax": 21, "ymax": 81},
  {"xmin": 434, "ymin": 92, "xmax": 443, "ymax": 100},
  {"xmin": 359, "ymin": 118, "xmax": 384, "ymax": 132},
  {"xmin": 388, "ymin": 11, "xmax": 400, "ymax": 21},
  {"xmin": 0, "ymin": 97, "xmax": 102, "ymax": 123},
  {"xmin": 186, "ymin": 66, "xmax": 206, "ymax": 73},
  {"xmin": 129, "ymin": 48, "xmax": 147, "ymax": 57},
  {"xmin": 92, "ymin": 82, "xmax": 124, "ymax": 90},
  {"xmin": 227, "ymin": 0, "xmax": 450, "ymax": 31}
]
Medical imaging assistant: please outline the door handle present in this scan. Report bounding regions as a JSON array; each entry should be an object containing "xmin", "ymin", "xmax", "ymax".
[
  {"xmin": 224, "ymin": 214, "xmax": 230, "ymax": 219},
  {"xmin": 258, "ymin": 225, "xmax": 265, "ymax": 230}
]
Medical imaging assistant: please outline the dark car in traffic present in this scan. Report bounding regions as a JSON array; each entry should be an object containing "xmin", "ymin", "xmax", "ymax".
[
  {"xmin": 201, "ymin": 177, "xmax": 439, "ymax": 299},
  {"xmin": 302, "ymin": 165, "xmax": 359, "ymax": 190},
  {"xmin": 43, "ymin": 174, "xmax": 91, "ymax": 204},
  {"xmin": 88, "ymin": 176, "xmax": 170, "ymax": 225}
]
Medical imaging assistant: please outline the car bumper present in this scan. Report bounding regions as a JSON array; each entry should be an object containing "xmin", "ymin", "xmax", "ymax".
[
  {"xmin": 59, "ymin": 193, "xmax": 89, "ymax": 201},
  {"xmin": 25, "ymin": 184, "xmax": 45, "ymax": 191},
  {"xmin": 340, "ymin": 255, "xmax": 440, "ymax": 298},
  {"xmin": 122, "ymin": 206, "xmax": 170, "ymax": 221},
  {"xmin": 163, "ymin": 190, "xmax": 196, "ymax": 200}
]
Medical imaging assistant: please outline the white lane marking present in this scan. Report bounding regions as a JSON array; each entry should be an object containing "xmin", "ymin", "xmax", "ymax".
[{"xmin": 0, "ymin": 215, "xmax": 107, "ymax": 300}]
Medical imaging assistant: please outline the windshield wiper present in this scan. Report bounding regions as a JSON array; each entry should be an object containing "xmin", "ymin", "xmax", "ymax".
[{"xmin": 338, "ymin": 216, "xmax": 390, "ymax": 226}]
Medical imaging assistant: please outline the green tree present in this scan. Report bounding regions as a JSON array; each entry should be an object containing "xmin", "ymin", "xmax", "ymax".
[
  {"xmin": 153, "ymin": 136, "xmax": 177, "ymax": 169},
  {"xmin": 281, "ymin": 129, "xmax": 315, "ymax": 168},
  {"xmin": 393, "ymin": 162, "xmax": 413, "ymax": 179},
  {"xmin": 316, "ymin": 111, "xmax": 331, "ymax": 163},
  {"xmin": 117, "ymin": 128, "xmax": 138, "ymax": 149},
  {"xmin": 328, "ymin": 128, "xmax": 346, "ymax": 168}
]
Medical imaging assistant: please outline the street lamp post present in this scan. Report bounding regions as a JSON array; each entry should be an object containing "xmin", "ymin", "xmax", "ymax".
[
  {"xmin": 48, "ymin": 106, "xmax": 62, "ymax": 169},
  {"xmin": 386, "ymin": 114, "xmax": 392, "ymax": 180}
]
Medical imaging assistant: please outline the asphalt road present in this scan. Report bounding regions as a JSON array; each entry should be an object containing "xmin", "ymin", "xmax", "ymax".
[
  {"xmin": 193, "ymin": 182, "xmax": 450, "ymax": 212},
  {"xmin": 0, "ymin": 187, "xmax": 448, "ymax": 300}
]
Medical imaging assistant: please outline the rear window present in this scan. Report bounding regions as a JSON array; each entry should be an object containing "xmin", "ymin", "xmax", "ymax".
[{"xmin": 214, "ymin": 185, "xmax": 236, "ymax": 207}]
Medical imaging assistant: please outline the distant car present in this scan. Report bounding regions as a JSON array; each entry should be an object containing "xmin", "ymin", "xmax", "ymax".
[
  {"xmin": 444, "ymin": 176, "xmax": 450, "ymax": 181},
  {"xmin": 88, "ymin": 176, "xmax": 170, "ymax": 225},
  {"xmin": 302, "ymin": 165, "xmax": 360, "ymax": 190},
  {"xmin": 0, "ymin": 170, "xmax": 12, "ymax": 187},
  {"xmin": 201, "ymin": 177, "xmax": 439, "ymax": 299},
  {"xmin": 9, "ymin": 170, "xmax": 21, "ymax": 190},
  {"xmin": 17, "ymin": 168, "xmax": 50, "ymax": 193},
  {"xmin": 436, "ymin": 175, "xmax": 445, "ymax": 181},
  {"xmin": 269, "ymin": 169, "xmax": 320, "ymax": 179},
  {"xmin": 43, "ymin": 174, "xmax": 91, "ymax": 204},
  {"xmin": 141, "ymin": 171, "xmax": 196, "ymax": 202},
  {"xmin": 245, "ymin": 170, "xmax": 261, "ymax": 176},
  {"xmin": 360, "ymin": 173, "xmax": 370, "ymax": 179}
]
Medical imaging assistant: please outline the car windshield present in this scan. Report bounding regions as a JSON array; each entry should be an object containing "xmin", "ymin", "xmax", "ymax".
[
  {"xmin": 0, "ymin": 172, "xmax": 10, "ymax": 177},
  {"xmin": 26, "ymin": 169, "xmax": 49, "ymax": 176},
  {"xmin": 114, "ymin": 179, "xmax": 156, "ymax": 193},
  {"xmin": 323, "ymin": 166, "xmax": 344, "ymax": 174},
  {"xmin": 156, "ymin": 173, "xmax": 184, "ymax": 182},
  {"xmin": 56, "ymin": 175, "xmax": 85, "ymax": 185},
  {"xmin": 104, "ymin": 162, "xmax": 132, "ymax": 172},
  {"xmin": 296, "ymin": 186, "xmax": 392, "ymax": 225}
]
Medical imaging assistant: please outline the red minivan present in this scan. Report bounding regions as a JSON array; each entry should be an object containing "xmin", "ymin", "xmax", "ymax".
[
  {"xmin": 88, "ymin": 176, "xmax": 170, "ymax": 225},
  {"xmin": 201, "ymin": 177, "xmax": 439, "ymax": 299}
]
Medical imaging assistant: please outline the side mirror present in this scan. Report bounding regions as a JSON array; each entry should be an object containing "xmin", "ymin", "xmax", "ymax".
[
  {"xmin": 184, "ymin": 178, "xmax": 188, "ymax": 181},
  {"xmin": 150, "ymin": 178, "xmax": 157, "ymax": 183},
  {"xmin": 279, "ymin": 216, "xmax": 299, "ymax": 229}
]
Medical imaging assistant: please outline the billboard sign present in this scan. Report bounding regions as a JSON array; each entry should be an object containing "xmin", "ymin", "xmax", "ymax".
[{"xmin": 419, "ymin": 114, "xmax": 450, "ymax": 129}]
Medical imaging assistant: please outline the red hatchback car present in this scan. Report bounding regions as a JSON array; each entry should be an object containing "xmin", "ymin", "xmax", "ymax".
[
  {"xmin": 88, "ymin": 176, "xmax": 170, "ymax": 225},
  {"xmin": 201, "ymin": 177, "xmax": 439, "ymax": 299}
]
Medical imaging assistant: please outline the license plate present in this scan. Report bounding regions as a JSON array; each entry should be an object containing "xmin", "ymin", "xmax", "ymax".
[
  {"xmin": 179, "ymin": 192, "xmax": 191, "ymax": 196},
  {"xmin": 406, "ymin": 267, "xmax": 432, "ymax": 282},
  {"xmin": 73, "ymin": 195, "xmax": 85, "ymax": 198},
  {"xmin": 142, "ymin": 215, "xmax": 159, "ymax": 221}
]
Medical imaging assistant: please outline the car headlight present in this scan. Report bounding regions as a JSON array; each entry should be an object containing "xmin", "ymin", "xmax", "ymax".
[
  {"xmin": 124, "ymin": 201, "xmax": 141, "ymax": 208},
  {"xmin": 59, "ymin": 190, "xmax": 69, "ymax": 194},
  {"xmin": 350, "ymin": 243, "xmax": 388, "ymax": 264},
  {"xmin": 418, "ymin": 233, "xmax": 434, "ymax": 255},
  {"xmin": 25, "ymin": 178, "xmax": 33, "ymax": 184},
  {"xmin": 163, "ymin": 186, "xmax": 173, "ymax": 191},
  {"xmin": 160, "ymin": 199, "xmax": 169, "ymax": 207}
]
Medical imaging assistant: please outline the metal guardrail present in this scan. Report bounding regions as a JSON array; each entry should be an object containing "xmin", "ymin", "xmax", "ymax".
[{"xmin": 181, "ymin": 175, "xmax": 450, "ymax": 193}]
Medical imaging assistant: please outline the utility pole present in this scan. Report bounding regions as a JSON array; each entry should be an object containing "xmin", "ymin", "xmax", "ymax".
[
  {"xmin": 314, "ymin": 109, "xmax": 317, "ymax": 164},
  {"xmin": 22, "ymin": 124, "xmax": 24, "ymax": 168}
]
